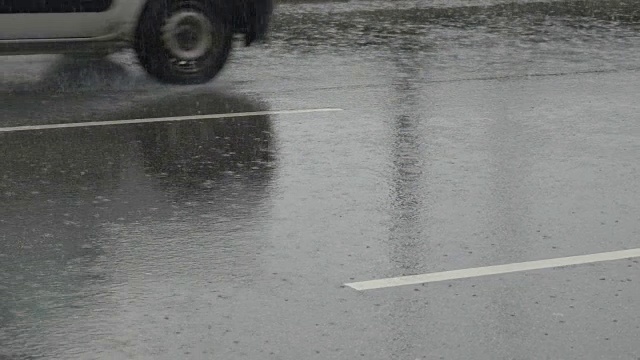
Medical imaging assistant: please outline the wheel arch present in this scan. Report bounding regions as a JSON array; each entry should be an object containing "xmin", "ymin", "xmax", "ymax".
[
  {"xmin": 131, "ymin": 0, "xmax": 271, "ymax": 46},
  {"xmin": 133, "ymin": 0, "xmax": 235, "ymax": 36}
]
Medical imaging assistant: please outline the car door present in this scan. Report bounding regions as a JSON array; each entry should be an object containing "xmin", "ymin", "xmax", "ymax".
[{"xmin": 0, "ymin": 0, "xmax": 124, "ymax": 40}]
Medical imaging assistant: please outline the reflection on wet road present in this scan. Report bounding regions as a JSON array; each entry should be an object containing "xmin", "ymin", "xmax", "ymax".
[
  {"xmin": 1, "ymin": 90, "xmax": 276, "ymax": 358},
  {"xmin": 2, "ymin": 0, "xmax": 640, "ymax": 359}
]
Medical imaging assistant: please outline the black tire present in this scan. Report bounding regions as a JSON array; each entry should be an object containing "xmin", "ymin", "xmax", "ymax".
[{"xmin": 134, "ymin": 0, "xmax": 233, "ymax": 85}]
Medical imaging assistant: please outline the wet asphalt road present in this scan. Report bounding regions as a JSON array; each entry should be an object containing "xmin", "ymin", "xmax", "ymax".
[{"xmin": 2, "ymin": 1, "xmax": 640, "ymax": 359}]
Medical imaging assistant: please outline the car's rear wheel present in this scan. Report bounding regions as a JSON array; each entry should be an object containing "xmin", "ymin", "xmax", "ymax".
[{"xmin": 135, "ymin": 0, "xmax": 233, "ymax": 85}]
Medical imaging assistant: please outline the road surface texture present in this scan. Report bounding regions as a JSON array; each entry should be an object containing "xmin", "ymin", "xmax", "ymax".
[{"xmin": 1, "ymin": 0, "xmax": 640, "ymax": 359}]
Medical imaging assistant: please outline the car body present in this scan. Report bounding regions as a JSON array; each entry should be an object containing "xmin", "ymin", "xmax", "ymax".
[{"xmin": 0, "ymin": 0, "xmax": 273, "ymax": 84}]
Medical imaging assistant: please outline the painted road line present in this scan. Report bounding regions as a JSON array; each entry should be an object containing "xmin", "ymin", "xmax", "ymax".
[
  {"xmin": 0, "ymin": 108, "xmax": 344, "ymax": 133},
  {"xmin": 346, "ymin": 248, "xmax": 640, "ymax": 291}
]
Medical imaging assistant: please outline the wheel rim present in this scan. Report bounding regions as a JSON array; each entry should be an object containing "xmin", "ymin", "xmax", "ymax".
[
  {"xmin": 161, "ymin": 4, "xmax": 224, "ymax": 74},
  {"xmin": 162, "ymin": 11, "xmax": 212, "ymax": 60}
]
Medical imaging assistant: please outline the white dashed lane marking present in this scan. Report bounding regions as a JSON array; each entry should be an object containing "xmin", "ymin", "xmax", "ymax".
[
  {"xmin": 0, "ymin": 108, "xmax": 344, "ymax": 133},
  {"xmin": 346, "ymin": 248, "xmax": 640, "ymax": 291}
]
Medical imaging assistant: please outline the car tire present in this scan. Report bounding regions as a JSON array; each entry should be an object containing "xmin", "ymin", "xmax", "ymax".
[{"xmin": 134, "ymin": 0, "xmax": 233, "ymax": 85}]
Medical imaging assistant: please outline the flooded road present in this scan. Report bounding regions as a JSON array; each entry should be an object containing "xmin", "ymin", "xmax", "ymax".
[{"xmin": 2, "ymin": 0, "xmax": 640, "ymax": 359}]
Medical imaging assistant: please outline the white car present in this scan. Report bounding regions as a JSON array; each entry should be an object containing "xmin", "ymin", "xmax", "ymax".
[{"xmin": 0, "ymin": 0, "xmax": 273, "ymax": 84}]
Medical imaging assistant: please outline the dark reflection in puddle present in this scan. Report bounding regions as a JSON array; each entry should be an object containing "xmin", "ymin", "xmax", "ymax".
[
  {"xmin": 0, "ymin": 85, "xmax": 276, "ymax": 357},
  {"xmin": 136, "ymin": 115, "xmax": 273, "ymax": 188}
]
